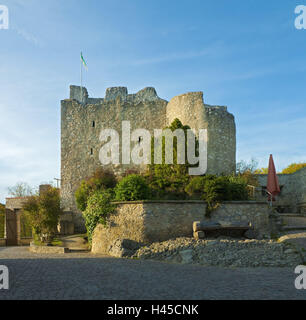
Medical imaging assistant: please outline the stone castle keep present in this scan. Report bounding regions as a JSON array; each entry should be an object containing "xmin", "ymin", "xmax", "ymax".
[{"xmin": 61, "ymin": 85, "xmax": 236, "ymax": 231}]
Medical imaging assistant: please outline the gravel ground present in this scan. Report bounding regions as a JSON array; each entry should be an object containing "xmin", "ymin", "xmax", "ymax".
[
  {"xmin": 134, "ymin": 237, "xmax": 303, "ymax": 267},
  {"xmin": 0, "ymin": 246, "xmax": 305, "ymax": 300}
]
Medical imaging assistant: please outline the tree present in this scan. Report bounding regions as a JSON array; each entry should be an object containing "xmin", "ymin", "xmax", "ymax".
[
  {"xmin": 236, "ymin": 158, "xmax": 258, "ymax": 174},
  {"xmin": 7, "ymin": 182, "xmax": 35, "ymax": 197},
  {"xmin": 254, "ymin": 168, "xmax": 269, "ymax": 174},
  {"xmin": 281, "ymin": 163, "xmax": 306, "ymax": 174},
  {"xmin": 236, "ymin": 158, "xmax": 259, "ymax": 187},
  {"xmin": 22, "ymin": 187, "xmax": 62, "ymax": 242}
]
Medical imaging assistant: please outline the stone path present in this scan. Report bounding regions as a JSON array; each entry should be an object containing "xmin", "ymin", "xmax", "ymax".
[
  {"xmin": 279, "ymin": 232, "xmax": 306, "ymax": 247},
  {"xmin": 59, "ymin": 234, "xmax": 89, "ymax": 251},
  {"xmin": 0, "ymin": 247, "xmax": 306, "ymax": 300}
]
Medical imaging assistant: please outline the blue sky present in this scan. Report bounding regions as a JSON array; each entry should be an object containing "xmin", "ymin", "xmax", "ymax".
[{"xmin": 0, "ymin": 0, "xmax": 305, "ymax": 202}]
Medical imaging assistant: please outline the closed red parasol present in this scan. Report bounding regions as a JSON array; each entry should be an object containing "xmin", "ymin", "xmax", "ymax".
[{"xmin": 267, "ymin": 154, "xmax": 280, "ymax": 202}]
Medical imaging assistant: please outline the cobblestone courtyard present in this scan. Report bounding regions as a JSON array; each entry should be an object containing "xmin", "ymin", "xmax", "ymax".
[{"xmin": 0, "ymin": 247, "xmax": 305, "ymax": 300}]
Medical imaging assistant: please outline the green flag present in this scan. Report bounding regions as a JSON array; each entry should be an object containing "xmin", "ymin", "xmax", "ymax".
[{"xmin": 80, "ymin": 52, "xmax": 88, "ymax": 70}]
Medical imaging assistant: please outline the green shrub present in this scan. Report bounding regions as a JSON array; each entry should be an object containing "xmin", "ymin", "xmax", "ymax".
[
  {"xmin": 83, "ymin": 190, "xmax": 115, "ymax": 243},
  {"xmin": 75, "ymin": 181, "xmax": 92, "ymax": 212},
  {"xmin": 227, "ymin": 175, "xmax": 249, "ymax": 200},
  {"xmin": 185, "ymin": 175, "xmax": 215, "ymax": 199},
  {"xmin": 203, "ymin": 176, "xmax": 249, "ymax": 215},
  {"xmin": 203, "ymin": 176, "xmax": 228, "ymax": 202},
  {"xmin": 75, "ymin": 168, "xmax": 117, "ymax": 211},
  {"xmin": 185, "ymin": 175, "xmax": 249, "ymax": 215},
  {"xmin": 22, "ymin": 187, "xmax": 62, "ymax": 242},
  {"xmin": 115, "ymin": 174, "xmax": 151, "ymax": 201},
  {"xmin": 146, "ymin": 165, "xmax": 190, "ymax": 200}
]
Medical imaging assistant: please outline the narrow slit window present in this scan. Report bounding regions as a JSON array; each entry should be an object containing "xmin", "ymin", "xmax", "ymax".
[
  {"xmin": 90, "ymin": 148, "xmax": 93, "ymax": 155},
  {"xmin": 92, "ymin": 121, "xmax": 95, "ymax": 128}
]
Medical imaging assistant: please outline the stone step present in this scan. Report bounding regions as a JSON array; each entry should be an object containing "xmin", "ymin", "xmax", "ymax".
[
  {"xmin": 279, "ymin": 213, "xmax": 306, "ymax": 217},
  {"xmin": 281, "ymin": 226, "xmax": 306, "ymax": 232},
  {"xmin": 281, "ymin": 215, "xmax": 306, "ymax": 227}
]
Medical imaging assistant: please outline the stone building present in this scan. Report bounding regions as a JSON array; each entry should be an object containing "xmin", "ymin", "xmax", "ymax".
[
  {"xmin": 61, "ymin": 85, "xmax": 236, "ymax": 231},
  {"xmin": 255, "ymin": 167, "xmax": 306, "ymax": 214},
  {"xmin": 4, "ymin": 197, "xmax": 32, "ymax": 246},
  {"xmin": 2, "ymin": 184, "xmax": 69, "ymax": 246}
]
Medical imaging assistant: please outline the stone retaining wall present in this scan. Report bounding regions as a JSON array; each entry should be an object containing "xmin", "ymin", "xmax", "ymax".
[
  {"xmin": 211, "ymin": 201, "xmax": 270, "ymax": 235},
  {"xmin": 29, "ymin": 242, "xmax": 69, "ymax": 254},
  {"xmin": 0, "ymin": 238, "xmax": 31, "ymax": 247},
  {"xmin": 19, "ymin": 238, "xmax": 32, "ymax": 246},
  {"xmin": 298, "ymin": 202, "xmax": 306, "ymax": 214},
  {"xmin": 92, "ymin": 201, "xmax": 271, "ymax": 255},
  {"xmin": 92, "ymin": 201, "xmax": 207, "ymax": 254}
]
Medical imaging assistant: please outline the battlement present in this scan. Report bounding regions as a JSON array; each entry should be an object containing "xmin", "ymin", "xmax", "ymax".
[
  {"xmin": 69, "ymin": 85, "xmax": 164, "ymax": 105},
  {"xmin": 105, "ymin": 87, "xmax": 128, "ymax": 101},
  {"xmin": 70, "ymin": 85, "xmax": 88, "ymax": 104}
]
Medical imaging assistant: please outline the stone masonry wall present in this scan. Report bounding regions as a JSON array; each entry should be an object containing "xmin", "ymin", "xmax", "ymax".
[
  {"xmin": 211, "ymin": 201, "xmax": 270, "ymax": 236},
  {"xmin": 61, "ymin": 86, "xmax": 237, "ymax": 231},
  {"xmin": 91, "ymin": 201, "xmax": 270, "ymax": 255},
  {"xmin": 91, "ymin": 201, "xmax": 207, "ymax": 254},
  {"xmin": 5, "ymin": 197, "xmax": 28, "ymax": 210},
  {"xmin": 166, "ymin": 92, "xmax": 236, "ymax": 175},
  {"xmin": 256, "ymin": 167, "xmax": 306, "ymax": 212}
]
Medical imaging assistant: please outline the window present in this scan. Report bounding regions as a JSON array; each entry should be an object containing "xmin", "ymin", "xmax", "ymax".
[
  {"xmin": 90, "ymin": 148, "xmax": 93, "ymax": 155},
  {"xmin": 92, "ymin": 121, "xmax": 95, "ymax": 128}
]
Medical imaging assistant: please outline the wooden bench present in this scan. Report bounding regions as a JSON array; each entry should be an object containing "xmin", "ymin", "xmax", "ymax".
[{"xmin": 193, "ymin": 221, "xmax": 253, "ymax": 239}]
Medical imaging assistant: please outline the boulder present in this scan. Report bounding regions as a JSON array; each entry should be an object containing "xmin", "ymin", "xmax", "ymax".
[
  {"xmin": 179, "ymin": 249, "xmax": 194, "ymax": 264},
  {"xmin": 108, "ymin": 239, "xmax": 141, "ymax": 258}
]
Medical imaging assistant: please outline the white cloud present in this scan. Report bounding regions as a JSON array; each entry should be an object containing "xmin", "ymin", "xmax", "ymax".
[
  {"xmin": 129, "ymin": 42, "xmax": 225, "ymax": 66},
  {"xmin": 12, "ymin": 25, "xmax": 42, "ymax": 46}
]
